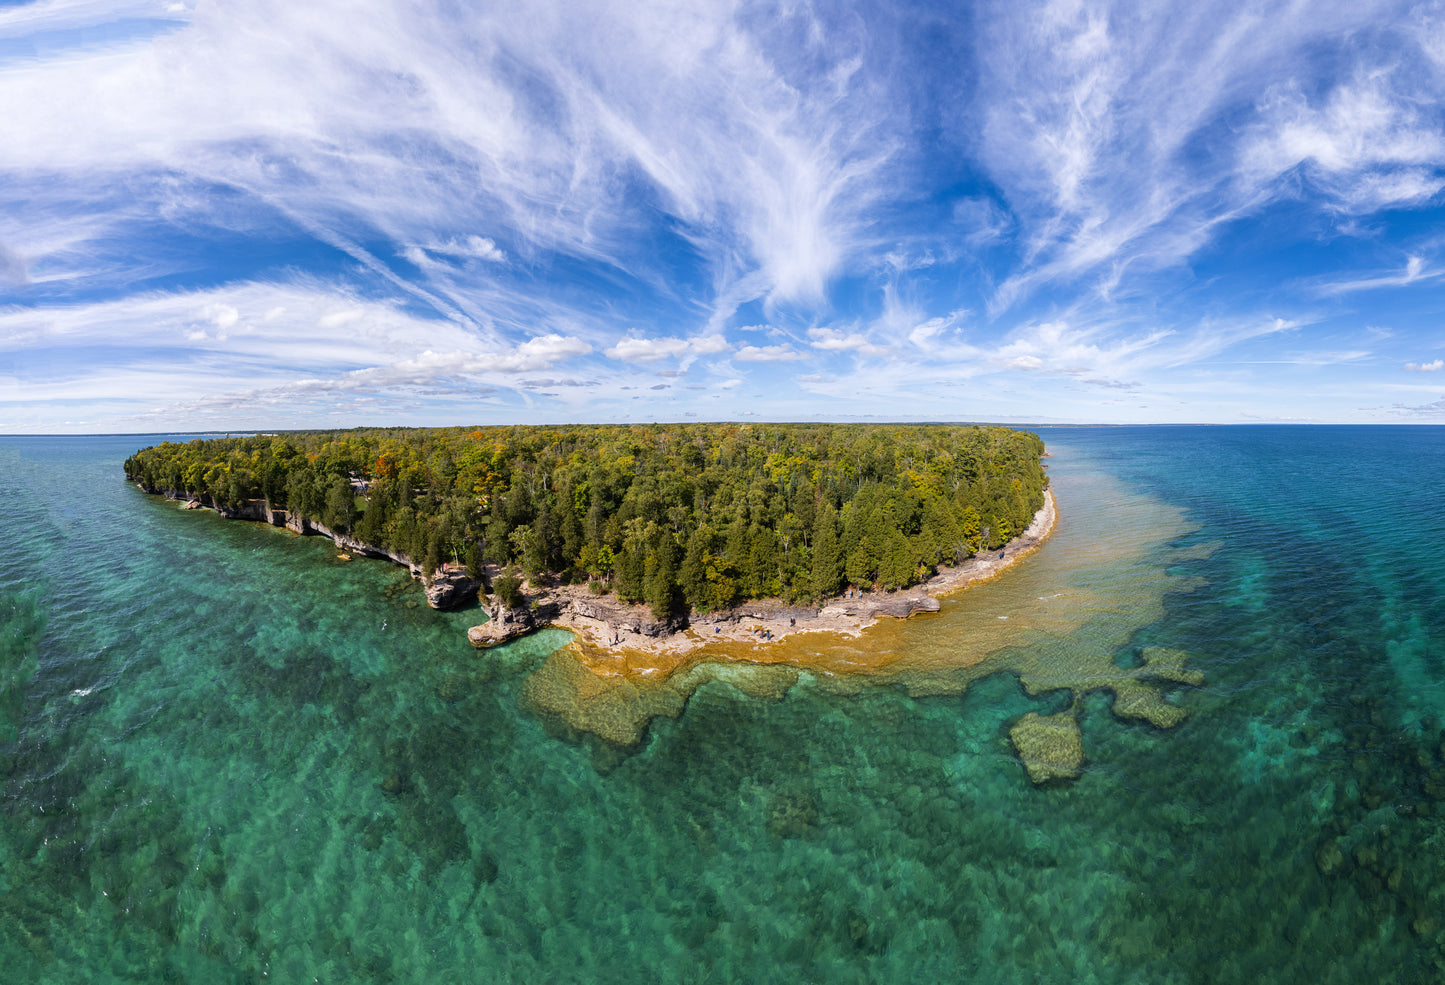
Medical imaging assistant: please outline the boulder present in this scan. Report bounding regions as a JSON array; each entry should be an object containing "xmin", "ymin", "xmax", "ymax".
[
  {"xmin": 867, "ymin": 595, "xmax": 941, "ymax": 619},
  {"xmin": 468, "ymin": 603, "xmax": 536, "ymax": 649},
  {"xmin": 564, "ymin": 595, "xmax": 685, "ymax": 637}
]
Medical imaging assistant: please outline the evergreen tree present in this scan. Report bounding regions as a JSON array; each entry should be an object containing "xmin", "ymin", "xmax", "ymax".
[
  {"xmin": 124, "ymin": 422, "xmax": 1048, "ymax": 612},
  {"xmin": 810, "ymin": 504, "xmax": 843, "ymax": 599},
  {"xmin": 492, "ymin": 566, "xmax": 524, "ymax": 609},
  {"xmin": 680, "ymin": 527, "xmax": 710, "ymax": 610},
  {"xmin": 879, "ymin": 526, "xmax": 913, "ymax": 591},
  {"xmin": 323, "ymin": 476, "xmax": 356, "ymax": 533},
  {"xmin": 747, "ymin": 526, "xmax": 778, "ymax": 598},
  {"xmin": 646, "ymin": 539, "xmax": 682, "ymax": 620},
  {"xmin": 846, "ymin": 536, "xmax": 876, "ymax": 589}
]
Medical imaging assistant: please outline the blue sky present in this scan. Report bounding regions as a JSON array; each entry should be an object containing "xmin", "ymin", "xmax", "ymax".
[{"xmin": 3, "ymin": 0, "xmax": 1445, "ymax": 431}]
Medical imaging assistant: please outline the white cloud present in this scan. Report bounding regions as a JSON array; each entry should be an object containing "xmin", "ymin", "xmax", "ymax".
[
  {"xmin": 0, "ymin": 0, "xmax": 895, "ymax": 324},
  {"xmin": 0, "ymin": 282, "xmax": 592, "ymax": 425},
  {"xmin": 735, "ymin": 344, "xmax": 804, "ymax": 362},
  {"xmin": 806, "ymin": 327, "xmax": 886, "ymax": 354},
  {"xmin": 407, "ymin": 234, "xmax": 507, "ymax": 269},
  {"xmin": 970, "ymin": 0, "xmax": 1436, "ymax": 312},
  {"xmin": 318, "ymin": 308, "xmax": 365, "ymax": 329},
  {"xmin": 1316, "ymin": 256, "xmax": 1440, "ymax": 296},
  {"xmin": 204, "ymin": 303, "xmax": 239, "ymax": 329},
  {"xmin": 3, "ymin": 0, "xmax": 1443, "ymax": 430},
  {"xmin": 1406, "ymin": 359, "xmax": 1444, "ymax": 372},
  {"xmin": 1390, "ymin": 395, "xmax": 1445, "ymax": 416},
  {"xmin": 907, "ymin": 310, "xmax": 968, "ymax": 348},
  {"xmin": 510, "ymin": 333, "xmax": 592, "ymax": 369},
  {"xmin": 604, "ymin": 333, "xmax": 728, "ymax": 364},
  {"xmin": 1243, "ymin": 78, "xmax": 1444, "ymax": 213},
  {"xmin": 438, "ymin": 234, "xmax": 506, "ymax": 262},
  {"xmin": 1001, "ymin": 353, "xmax": 1044, "ymax": 371}
]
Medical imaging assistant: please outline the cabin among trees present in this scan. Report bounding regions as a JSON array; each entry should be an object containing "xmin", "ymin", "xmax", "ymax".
[{"xmin": 125, "ymin": 423, "xmax": 1047, "ymax": 618}]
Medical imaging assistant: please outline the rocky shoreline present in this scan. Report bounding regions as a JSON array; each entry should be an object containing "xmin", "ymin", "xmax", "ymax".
[
  {"xmin": 141, "ymin": 480, "xmax": 1057, "ymax": 656},
  {"xmin": 469, "ymin": 486, "xmax": 1057, "ymax": 659}
]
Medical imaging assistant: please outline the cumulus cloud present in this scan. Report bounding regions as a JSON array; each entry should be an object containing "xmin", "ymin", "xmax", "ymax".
[
  {"xmin": 204, "ymin": 303, "xmax": 239, "ymax": 329},
  {"xmin": 604, "ymin": 333, "xmax": 728, "ymax": 365},
  {"xmin": 735, "ymin": 344, "xmax": 805, "ymax": 362},
  {"xmin": 509, "ymin": 333, "xmax": 592, "ymax": 369},
  {"xmin": 434, "ymin": 235, "xmax": 505, "ymax": 262},
  {"xmin": 1406, "ymin": 359, "xmax": 1444, "ymax": 371},
  {"xmin": 806, "ymin": 327, "xmax": 887, "ymax": 355},
  {"xmin": 0, "ymin": 281, "xmax": 593, "ymax": 425}
]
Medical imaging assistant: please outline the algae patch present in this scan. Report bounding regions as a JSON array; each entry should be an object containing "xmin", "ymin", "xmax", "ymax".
[
  {"xmin": 506, "ymin": 459, "xmax": 1207, "ymax": 782},
  {"xmin": 522, "ymin": 648, "xmax": 800, "ymax": 746},
  {"xmin": 1010, "ymin": 712, "xmax": 1085, "ymax": 784}
]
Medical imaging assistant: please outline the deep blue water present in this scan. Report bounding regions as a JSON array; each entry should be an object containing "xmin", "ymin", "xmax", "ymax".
[{"xmin": 2, "ymin": 426, "xmax": 1443, "ymax": 983}]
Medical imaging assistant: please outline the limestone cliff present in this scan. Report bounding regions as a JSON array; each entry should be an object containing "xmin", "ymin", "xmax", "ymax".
[{"xmin": 135, "ymin": 484, "xmax": 481, "ymax": 611}]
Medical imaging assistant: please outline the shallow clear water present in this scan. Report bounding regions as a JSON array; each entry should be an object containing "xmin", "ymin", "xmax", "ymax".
[{"xmin": 2, "ymin": 426, "xmax": 1444, "ymax": 982}]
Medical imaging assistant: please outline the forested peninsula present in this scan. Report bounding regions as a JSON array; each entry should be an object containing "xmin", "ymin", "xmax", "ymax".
[{"xmin": 125, "ymin": 423, "xmax": 1048, "ymax": 643}]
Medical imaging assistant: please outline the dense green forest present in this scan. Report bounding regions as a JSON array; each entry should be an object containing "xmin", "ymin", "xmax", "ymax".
[{"xmin": 125, "ymin": 424, "xmax": 1046, "ymax": 616}]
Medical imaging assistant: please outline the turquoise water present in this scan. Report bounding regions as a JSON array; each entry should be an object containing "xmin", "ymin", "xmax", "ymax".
[{"xmin": 2, "ymin": 426, "xmax": 1444, "ymax": 982}]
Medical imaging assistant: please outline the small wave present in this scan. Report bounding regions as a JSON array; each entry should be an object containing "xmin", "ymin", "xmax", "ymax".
[{"xmin": 70, "ymin": 686, "xmax": 96, "ymax": 697}]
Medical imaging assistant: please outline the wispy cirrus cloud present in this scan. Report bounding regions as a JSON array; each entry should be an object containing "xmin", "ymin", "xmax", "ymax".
[
  {"xmin": 969, "ymin": 0, "xmax": 1438, "ymax": 313},
  {"xmin": 4, "ymin": 0, "xmax": 1445, "ymax": 428},
  {"xmin": 1314, "ymin": 256, "xmax": 1440, "ymax": 296},
  {"xmin": 0, "ymin": 0, "xmax": 892, "ymax": 316}
]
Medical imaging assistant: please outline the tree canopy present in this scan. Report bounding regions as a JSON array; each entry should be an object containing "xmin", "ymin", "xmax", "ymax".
[{"xmin": 125, "ymin": 423, "xmax": 1047, "ymax": 615}]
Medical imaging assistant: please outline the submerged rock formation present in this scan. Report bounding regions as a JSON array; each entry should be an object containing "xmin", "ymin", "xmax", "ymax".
[{"xmin": 1009, "ymin": 712, "xmax": 1085, "ymax": 784}]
